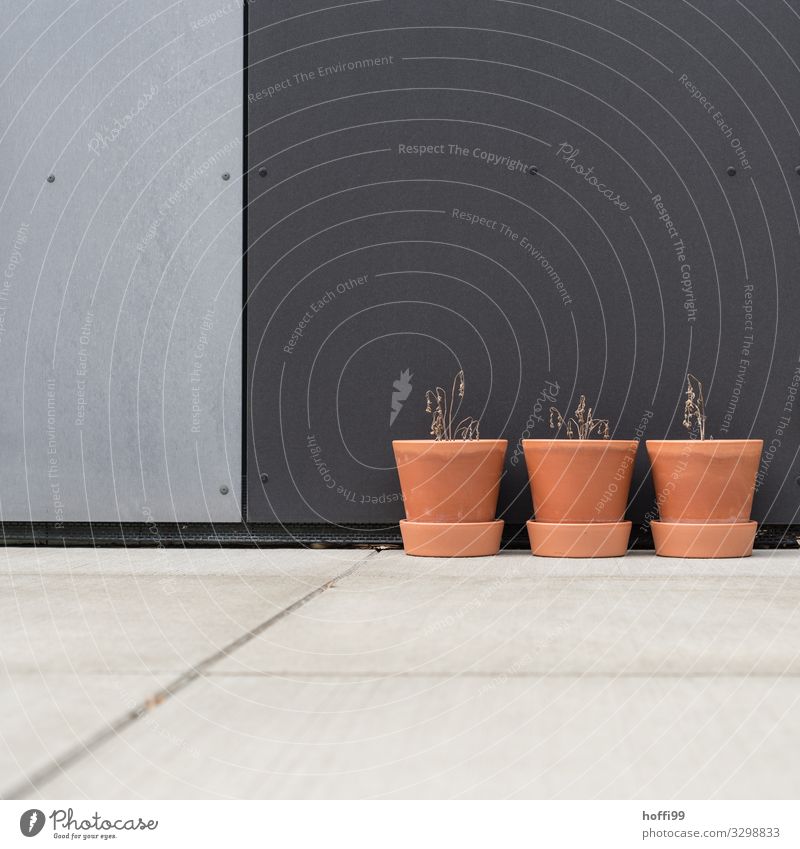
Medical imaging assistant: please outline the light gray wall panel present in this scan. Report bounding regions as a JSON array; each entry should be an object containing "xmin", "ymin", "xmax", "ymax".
[{"xmin": 0, "ymin": 0, "xmax": 242, "ymax": 522}]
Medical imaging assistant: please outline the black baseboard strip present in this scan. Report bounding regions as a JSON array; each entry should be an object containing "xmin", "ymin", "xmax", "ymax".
[{"xmin": 0, "ymin": 522, "xmax": 797, "ymax": 550}]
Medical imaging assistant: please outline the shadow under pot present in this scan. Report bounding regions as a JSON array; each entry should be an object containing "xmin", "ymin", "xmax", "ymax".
[
  {"xmin": 393, "ymin": 439, "xmax": 507, "ymax": 557},
  {"xmin": 645, "ymin": 439, "xmax": 762, "ymax": 558},
  {"xmin": 523, "ymin": 439, "xmax": 638, "ymax": 557}
]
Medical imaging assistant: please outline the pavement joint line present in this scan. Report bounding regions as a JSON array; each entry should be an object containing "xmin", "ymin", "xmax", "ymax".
[
  {"xmin": 198, "ymin": 671, "xmax": 800, "ymax": 679},
  {"xmin": 2, "ymin": 549, "xmax": 378, "ymax": 800}
]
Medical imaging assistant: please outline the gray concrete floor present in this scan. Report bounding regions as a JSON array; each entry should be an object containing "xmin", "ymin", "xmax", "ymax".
[{"xmin": 1, "ymin": 547, "xmax": 798, "ymax": 799}]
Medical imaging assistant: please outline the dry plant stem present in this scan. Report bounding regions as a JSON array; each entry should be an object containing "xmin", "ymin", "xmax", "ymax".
[
  {"xmin": 683, "ymin": 373, "xmax": 707, "ymax": 440},
  {"xmin": 549, "ymin": 394, "xmax": 610, "ymax": 439},
  {"xmin": 425, "ymin": 369, "xmax": 480, "ymax": 440}
]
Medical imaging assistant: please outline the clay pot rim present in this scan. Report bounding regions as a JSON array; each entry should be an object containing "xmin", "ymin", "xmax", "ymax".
[
  {"xmin": 646, "ymin": 438, "xmax": 762, "ymax": 446},
  {"xmin": 522, "ymin": 438, "xmax": 637, "ymax": 447},
  {"xmin": 527, "ymin": 520, "xmax": 632, "ymax": 528},
  {"xmin": 652, "ymin": 519, "xmax": 758, "ymax": 528},
  {"xmin": 401, "ymin": 519, "xmax": 504, "ymax": 527},
  {"xmin": 392, "ymin": 438, "xmax": 508, "ymax": 447}
]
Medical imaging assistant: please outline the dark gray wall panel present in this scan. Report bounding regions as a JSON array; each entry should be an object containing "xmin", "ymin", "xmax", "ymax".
[
  {"xmin": 247, "ymin": 0, "xmax": 800, "ymax": 526},
  {"xmin": 0, "ymin": 1, "xmax": 242, "ymax": 522}
]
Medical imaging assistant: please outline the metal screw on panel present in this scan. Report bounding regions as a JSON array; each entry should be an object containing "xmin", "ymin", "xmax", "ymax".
[
  {"xmin": 219, "ymin": 485, "xmax": 230, "ymax": 495},
  {"xmin": 795, "ymin": 165, "xmax": 800, "ymax": 175},
  {"xmin": 258, "ymin": 167, "xmax": 268, "ymax": 178},
  {"xmin": 727, "ymin": 166, "xmax": 737, "ymax": 177},
  {"xmin": 222, "ymin": 172, "xmax": 230, "ymax": 181},
  {"xmin": 260, "ymin": 473, "xmax": 269, "ymax": 484},
  {"xmin": 47, "ymin": 174, "xmax": 55, "ymax": 183}
]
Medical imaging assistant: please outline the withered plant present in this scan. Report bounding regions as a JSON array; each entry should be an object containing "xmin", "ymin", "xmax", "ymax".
[
  {"xmin": 549, "ymin": 395, "xmax": 610, "ymax": 439},
  {"xmin": 425, "ymin": 370, "xmax": 480, "ymax": 441},
  {"xmin": 683, "ymin": 373, "xmax": 707, "ymax": 440}
]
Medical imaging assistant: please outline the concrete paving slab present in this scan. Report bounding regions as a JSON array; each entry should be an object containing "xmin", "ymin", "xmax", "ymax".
[
  {"xmin": 0, "ymin": 551, "xmax": 372, "ymax": 674},
  {"xmin": 31, "ymin": 675, "xmax": 800, "ymax": 799},
  {"xmin": 371, "ymin": 549, "xmax": 799, "ymax": 579},
  {"xmin": 0, "ymin": 547, "xmax": 371, "ymax": 576},
  {"xmin": 2, "ymin": 547, "xmax": 793, "ymax": 578},
  {"xmin": 215, "ymin": 561, "xmax": 800, "ymax": 677},
  {"xmin": 0, "ymin": 672, "xmax": 167, "ymax": 797},
  {"xmin": 5, "ymin": 548, "xmax": 798, "ymax": 801},
  {"xmin": 615, "ymin": 550, "xmax": 799, "ymax": 578}
]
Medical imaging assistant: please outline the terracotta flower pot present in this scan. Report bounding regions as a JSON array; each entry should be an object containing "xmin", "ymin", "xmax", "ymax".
[
  {"xmin": 393, "ymin": 439, "xmax": 507, "ymax": 556},
  {"xmin": 523, "ymin": 439, "xmax": 638, "ymax": 557},
  {"xmin": 646, "ymin": 439, "xmax": 762, "ymax": 558}
]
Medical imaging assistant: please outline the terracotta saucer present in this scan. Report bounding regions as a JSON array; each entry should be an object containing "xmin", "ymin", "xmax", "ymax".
[
  {"xmin": 651, "ymin": 520, "xmax": 757, "ymax": 558},
  {"xmin": 527, "ymin": 520, "xmax": 631, "ymax": 558},
  {"xmin": 399, "ymin": 520, "xmax": 503, "ymax": 557}
]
